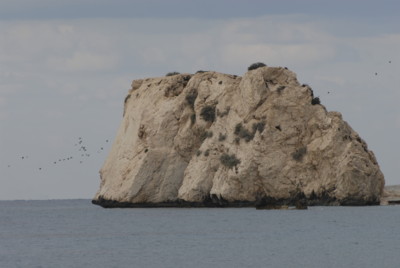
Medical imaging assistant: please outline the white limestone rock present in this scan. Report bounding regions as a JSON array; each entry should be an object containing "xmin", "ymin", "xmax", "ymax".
[{"xmin": 93, "ymin": 66, "xmax": 384, "ymax": 207}]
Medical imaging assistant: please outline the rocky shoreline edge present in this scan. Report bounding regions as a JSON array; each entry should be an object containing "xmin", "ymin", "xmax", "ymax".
[
  {"xmin": 92, "ymin": 193, "xmax": 381, "ymax": 209},
  {"xmin": 94, "ymin": 184, "xmax": 400, "ymax": 208}
]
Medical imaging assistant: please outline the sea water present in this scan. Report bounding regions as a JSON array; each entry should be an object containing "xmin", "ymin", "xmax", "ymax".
[{"xmin": 0, "ymin": 200, "xmax": 399, "ymax": 268}]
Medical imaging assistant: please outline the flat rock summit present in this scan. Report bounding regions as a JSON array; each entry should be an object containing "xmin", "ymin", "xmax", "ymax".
[{"xmin": 93, "ymin": 66, "xmax": 384, "ymax": 208}]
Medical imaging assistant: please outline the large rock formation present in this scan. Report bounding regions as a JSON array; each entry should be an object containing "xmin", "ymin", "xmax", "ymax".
[{"xmin": 92, "ymin": 66, "xmax": 384, "ymax": 207}]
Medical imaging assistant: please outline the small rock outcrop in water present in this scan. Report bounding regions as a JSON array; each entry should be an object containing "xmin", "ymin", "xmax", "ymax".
[
  {"xmin": 381, "ymin": 185, "xmax": 400, "ymax": 205},
  {"xmin": 92, "ymin": 66, "xmax": 384, "ymax": 208}
]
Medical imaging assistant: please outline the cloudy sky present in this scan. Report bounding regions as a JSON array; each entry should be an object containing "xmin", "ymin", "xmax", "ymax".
[{"xmin": 1, "ymin": 0, "xmax": 399, "ymax": 200}]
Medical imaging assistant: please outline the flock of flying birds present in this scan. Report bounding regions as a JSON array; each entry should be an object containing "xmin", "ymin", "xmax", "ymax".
[
  {"xmin": 375, "ymin": 60, "xmax": 392, "ymax": 76},
  {"xmin": 5, "ymin": 136, "xmax": 110, "ymax": 171},
  {"xmin": 327, "ymin": 60, "xmax": 392, "ymax": 95}
]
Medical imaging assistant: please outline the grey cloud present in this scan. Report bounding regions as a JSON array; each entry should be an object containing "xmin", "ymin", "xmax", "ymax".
[{"xmin": 1, "ymin": 0, "xmax": 399, "ymax": 20}]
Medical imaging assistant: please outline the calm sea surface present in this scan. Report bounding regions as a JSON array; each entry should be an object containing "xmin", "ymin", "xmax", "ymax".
[{"xmin": 0, "ymin": 200, "xmax": 399, "ymax": 268}]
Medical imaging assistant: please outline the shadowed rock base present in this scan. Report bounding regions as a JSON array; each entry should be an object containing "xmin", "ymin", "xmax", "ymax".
[
  {"xmin": 92, "ymin": 196, "xmax": 254, "ymax": 208},
  {"xmin": 92, "ymin": 193, "xmax": 380, "ymax": 208}
]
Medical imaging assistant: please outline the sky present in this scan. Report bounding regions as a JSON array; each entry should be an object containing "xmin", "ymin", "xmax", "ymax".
[{"xmin": 1, "ymin": 0, "xmax": 399, "ymax": 200}]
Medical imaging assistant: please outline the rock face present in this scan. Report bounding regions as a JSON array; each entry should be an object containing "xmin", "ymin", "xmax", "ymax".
[{"xmin": 92, "ymin": 66, "xmax": 385, "ymax": 207}]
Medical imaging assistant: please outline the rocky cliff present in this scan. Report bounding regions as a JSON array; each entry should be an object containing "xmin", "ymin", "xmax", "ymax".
[{"xmin": 92, "ymin": 66, "xmax": 384, "ymax": 207}]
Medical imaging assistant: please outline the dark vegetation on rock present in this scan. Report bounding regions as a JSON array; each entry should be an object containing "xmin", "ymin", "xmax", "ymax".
[
  {"xmin": 311, "ymin": 97, "xmax": 321, "ymax": 105},
  {"xmin": 220, "ymin": 153, "xmax": 241, "ymax": 168},
  {"xmin": 234, "ymin": 121, "xmax": 265, "ymax": 142},
  {"xmin": 252, "ymin": 121, "xmax": 266, "ymax": 133},
  {"xmin": 185, "ymin": 89, "xmax": 198, "ymax": 108},
  {"xmin": 166, "ymin": 71, "xmax": 180, "ymax": 76},
  {"xmin": 292, "ymin": 147, "xmax": 307, "ymax": 161},
  {"xmin": 248, "ymin": 62, "xmax": 266, "ymax": 71},
  {"xmin": 199, "ymin": 130, "xmax": 213, "ymax": 141},
  {"xmin": 234, "ymin": 123, "xmax": 254, "ymax": 142},
  {"xmin": 218, "ymin": 133, "xmax": 227, "ymax": 141},
  {"xmin": 200, "ymin": 105, "xmax": 216, "ymax": 122}
]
